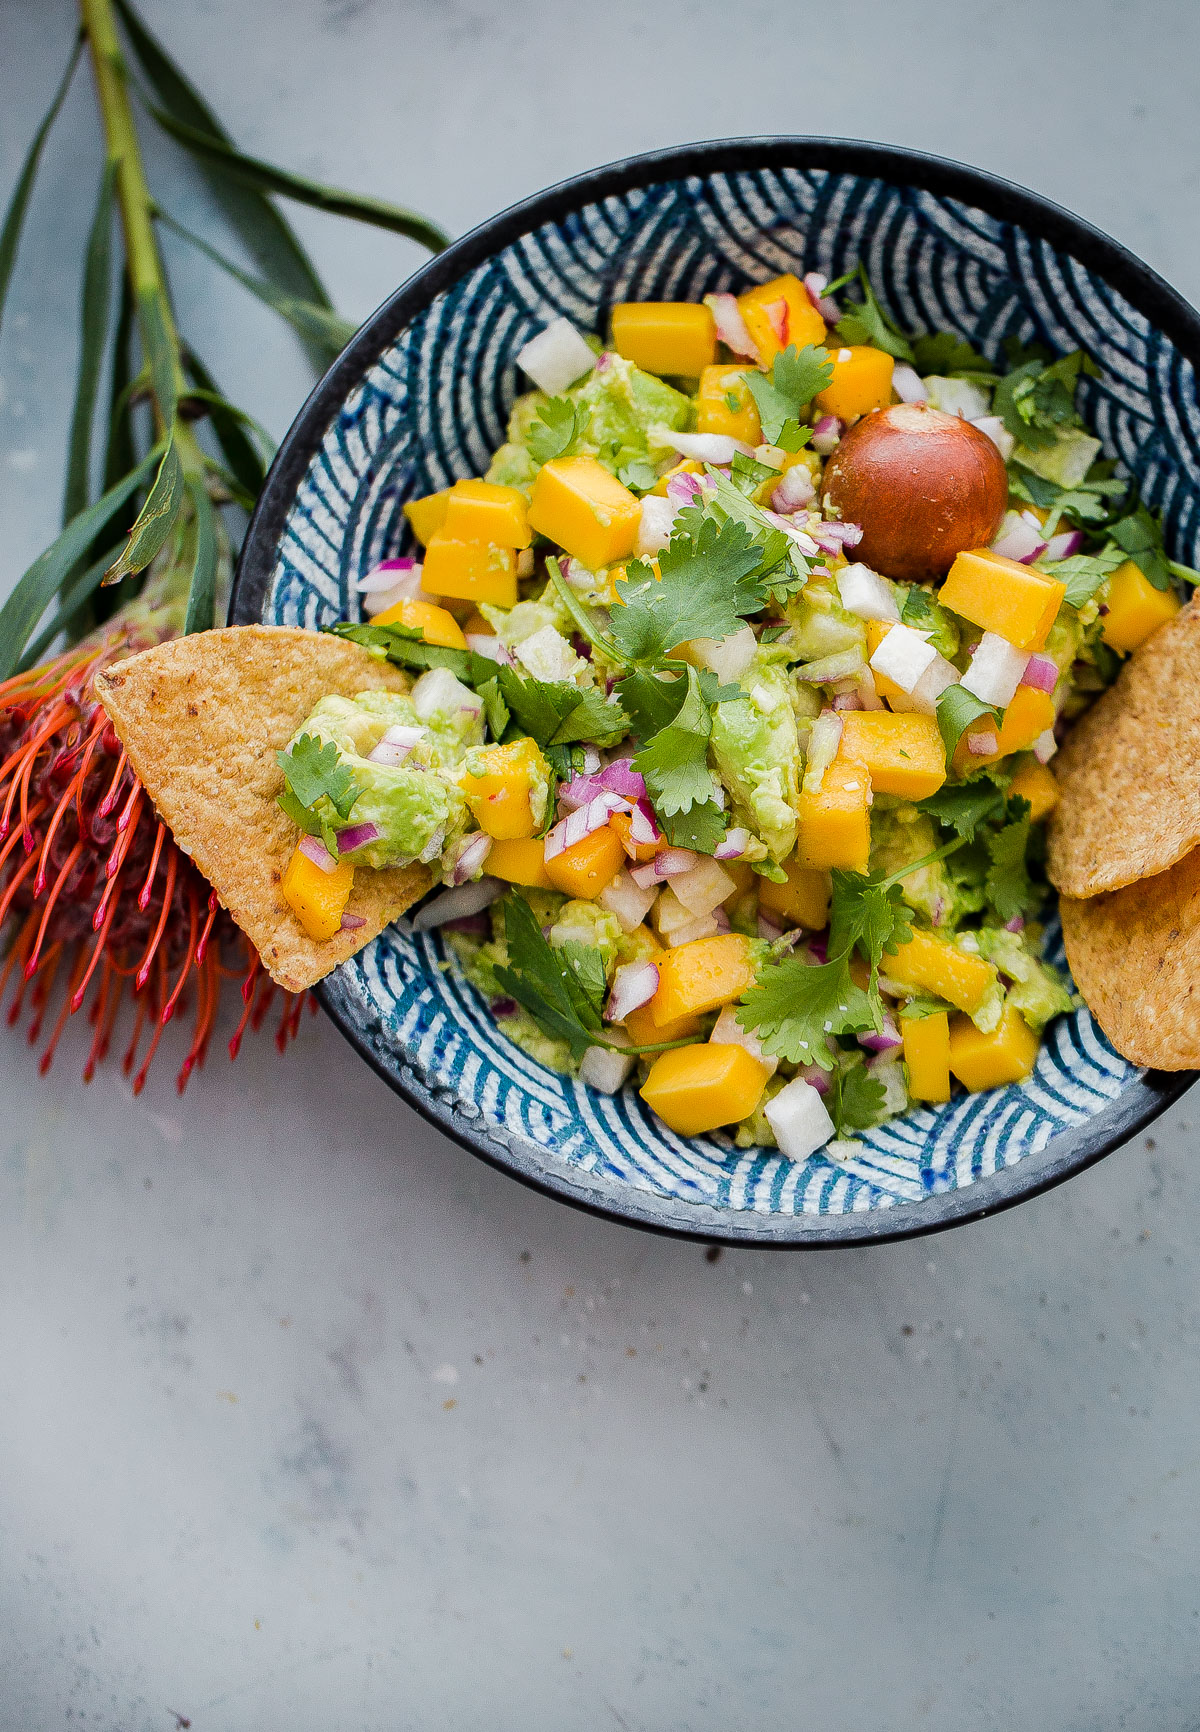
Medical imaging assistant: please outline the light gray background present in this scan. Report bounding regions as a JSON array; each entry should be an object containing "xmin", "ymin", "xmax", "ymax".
[{"xmin": 2, "ymin": 2, "xmax": 1200, "ymax": 1727}]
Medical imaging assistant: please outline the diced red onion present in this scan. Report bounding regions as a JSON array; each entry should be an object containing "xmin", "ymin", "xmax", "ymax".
[
  {"xmin": 799, "ymin": 1063, "xmax": 831, "ymax": 1096},
  {"xmin": 832, "ymin": 690, "xmax": 863, "ymax": 712},
  {"xmin": 544, "ymin": 794, "xmax": 626, "ymax": 859},
  {"xmin": 629, "ymin": 798, "xmax": 661, "ymax": 847},
  {"xmin": 446, "ymin": 831, "xmax": 494, "ymax": 887},
  {"xmin": 967, "ymin": 730, "xmax": 999, "ymax": 756},
  {"xmin": 711, "ymin": 907, "xmax": 732, "ymax": 934},
  {"xmin": 771, "ymin": 464, "xmax": 815, "ymax": 513},
  {"xmin": 560, "ymin": 761, "xmax": 643, "ymax": 812},
  {"xmin": 1033, "ymin": 729, "xmax": 1058, "ymax": 765},
  {"xmin": 606, "ymin": 959, "xmax": 660, "ymax": 1023},
  {"xmin": 666, "ymin": 470, "xmax": 705, "ymax": 508},
  {"xmin": 811, "ymin": 520, "xmax": 863, "ymax": 555},
  {"xmin": 356, "ymin": 557, "xmax": 419, "ymax": 593},
  {"xmin": 812, "ymin": 415, "xmax": 842, "ymax": 456},
  {"xmin": 859, "ymin": 1013, "xmax": 902, "ymax": 1054},
  {"xmin": 703, "ymin": 292, "xmax": 759, "ymax": 360},
  {"xmin": 757, "ymin": 912, "xmax": 785, "ymax": 941},
  {"xmin": 714, "ymin": 827, "xmax": 750, "ymax": 861},
  {"xmin": 1021, "ymin": 653, "xmax": 1058, "ymax": 694},
  {"xmin": 629, "ymin": 847, "xmax": 698, "ymax": 889},
  {"xmin": 336, "ymin": 822, "xmax": 381, "ymax": 854},
  {"xmin": 1044, "ymin": 528, "xmax": 1084, "ymax": 561},
  {"xmin": 1005, "ymin": 915, "xmax": 1026, "ymax": 934},
  {"xmin": 339, "ymin": 912, "xmax": 367, "ymax": 932},
  {"xmin": 803, "ymin": 272, "xmax": 841, "ymax": 324},
  {"xmin": 298, "ymin": 835, "xmax": 338, "ymax": 874},
  {"xmin": 807, "ymin": 935, "xmax": 828, "ymax": 964},
  {"xmin": 891, "ymin": 365, "xmax": 928, "ymax": 404},
  {"xmin": 412, "ymin": 876, "xmax": 504, "ymax": 931},
  {"xmin": 594, "ymin": 351, "xmax": 610, "ymax": 373},
  {"xmin": 991, "ymin": 510, "xmax": 1048, "ymax": 565}
]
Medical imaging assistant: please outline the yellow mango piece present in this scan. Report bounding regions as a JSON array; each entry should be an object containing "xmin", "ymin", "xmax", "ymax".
[
  {"xmin": 902, "ymin": 1011, "xmax": 951, "ymax": 1104},
  {"xmin": 651, "ymin": 458, "xmax": 704, "ymax": 497},
  {"xmin": 651, "ymin": 933, "xmax": 756, "ymax": 1027},
  {"xmin": 948, "ymin": 1003, "xmax": 1039, "ymax": 1091},
  {"xmin": 421, "ymin": 532, "xmax": 518, "ymax": 607},
  {"xmin": 695, "ymin": 365, "xmax": 762, "ymax": 445},
  {"xmin": 839, "ymin": 710, "xmax": 946, "ymax": 799},
  {"xmin": 640, "ymin": 1042, "xmax": 771, "ymax": 1136},
  {"xmin": 528, "ymin": 456, "xmax": 640, "ymax": 570},
  {"xmin": 939, "ymin": 547, "xmax": 1065, "ymax": 653},
  {"xmin": 886, "ymin": 928, "xmax": 998, "ymax": 1016},
  {"xmin": 611, "ymin": 301, "xmax": 716, "ymax": 377},
  {"xmin": 953, "ymin": 682, "xmax": 1056, "ymax": 773},
  {"xmin": 864, "ymin": 620, "xmax": 908, "ymax": 704},
  {"xmin": 796, "ymin": 757, "xmax": 872, "ymax": 872},
  {"xmin": 369, "ymin": 596, "xmax": 466, "ymax": 648},
  {"xmin": 487, "ymin": 836, "xmax": 555, "ymax": 889},
  {"xmin": 1006, "ymin": 756, "xmax": 1059, "ymax": 823},
  {"xmin": 757, "ymin": 857, "xmax": 831, "ymax": 930},
  {"xmin": 443, "ymin": 478, "xmax": 532, "ymax": 549},
  {"xmin": 460, "ymin": 738, "xmax": 545, "ymax": 840},
  {"xmin": 1101, "ymin": 558, "xmax": 1182, "ymax": 652},
  {"xmin": 624, "ymin": 1000, "xmax": 701, "ymax": 1047},
  {"xmin": 544, "ymin": 824, "xmax": 625, "ymax": 900},
  {"xmin": 737, "ymin": 274, "xmax": 827, "ymax": 366},
  {"xmin": 815, "ymin": 346, "xmax": 895, "ymax": 420},
  {"xmin": 609, "ymin": 809, "xmax": 658, "ymax": 864},
  {"xmin": 280, "ymin": 845, "xmax": 354, "ymax": 943},
  {"xmin": 403, "ymin": 489, "xmax": 450, "ymax": 546}
]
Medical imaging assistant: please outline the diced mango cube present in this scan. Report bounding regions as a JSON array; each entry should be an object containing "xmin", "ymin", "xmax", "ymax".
[
  {"xmin": 650, "ymin": 933, "xmax": 756, "ymax": 1027},
  {"xmin": 369, "ymin": 596, "xmax": 466, "ymax": 648},
  {"xmin": 886, "ymin": 928, "xmax": 998, "ymax": 1016},
  {"xmin": 623, "ymin": 1000, "xmax": 702, "ymax": 1047},
  {"xmin": 460, "ymin": 738, "xmax": 546, "ymax": 840},
  {"xmin": 1101, "ymin": 558, "xmax": 1182, "ymax": 652},
  {"xmin": 953, "ymin": 682, "xmax": 1056, "ymax": 773},
  {"xmin": 443, "ymin": 478, "xmax": 531, "ymax": 549},
  {"xmin": 610, "ymin": 809, "xmax": 659, "ymax": 864},
  {"xmin": 280, "ymin": 845, "xmax": 354, "ymax": 943},
  {"xmin": 737, "ymin": 274, "xmax": 827, "ymax": 366},
  {"xmin": 902, "ymin": 1011, "xmax": 951, "ymax": 1104},
  {"xmin": 948, "ymin": 1003, "xmax": 1039, "ymax": 1091},
  {"xmin": 421, "ymin": 533, "xmax": 518, "ymax": 606},
  {"xmin": 403, "ymin": 489, "xmax": 450, "ymax": 546},
  {"xmin": 695, "ymin": 365, "xmax": 762, "ymax": 445},
  {"xmin": 544, "ymin": 824, "xmax": 625, "ymax": 899},
  {"xmin": 611, "ymin": 301, "xmax": 716, "ymax": 377},
  {"xmin": 1006, "ymin": 756, "xmax": 1059, "ymax": 822},
  {"xmin": 528, "ymin": 456, "xmax": 640, "ymax": 570},
  {"xmin": 939, "ymin": 547, "xmax": 1065, "ymax": 653},
  {"xmin": 796, "ymin": 757, "xmax": 872, "ymax": 873},
  {"xmin": 839, "ymin": 710, "xmax": 947, "ymax": 799},
  {"xmin": 640, "ymin": 1042, "xmax": 771, "ymax": 1135},
  {"xmin": 487, "ymin": 836, "xmax": 555, "ymax": 889},
  {"xmin": 757, "ymin": 857, "xmax": 831, "ymax": 930},
  {"xmin": 815, "ymin": 346, "xmax": 895, "ymax": 420}
]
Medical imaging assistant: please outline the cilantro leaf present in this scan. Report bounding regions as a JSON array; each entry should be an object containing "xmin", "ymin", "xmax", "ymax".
[
  {"xmin": 901, "ymin": 585, "xmax": 935, "ymax": 629},
  {"xmin": 829, "ymin": 871, "xmax": 913, "ymax": 982},
  {"xmin": 609, "ymin": 515, "xmax": 764, "ymax": 665},
  {"xmin": 326, "ymin": 621, "xmax": 497, "ymax": 687},
  {"xmin": 491, "ymin": 894, "xmax": 604, "ymax": 1061},
  {"xmin": 1051, "ymin": 544, "xmax": 1126, "ymax": 608},
  {"xmin": 697, "ymin": 466, "xmax": 813, "ymax": 603},
  {"xmin": 479, "ymin": 675, "xmax": 510, "ymax": 742},
  {"xmin": 743, "ymin": 343, "xmax": 833, "ymax": 444},
  {"xmin": 1109, "ymin": 503, "xmax": 1173, "ymax": 591},
  {"xmin": 736, "ymin": 952, "xmax": 875, "ymax": 1069},
  {"xmin": 916, "ymin": 781, "xmax": 1008, "ymax": 842},
  {"xmin": 994, "ymin": 351, "xmax": 1084, "ymax": 451},
  {"xmin": 898, "ymin": 994, "xmax": 955, "ymax": 1021},
  {"xmin": 910, "ymin": 330, "xmax": 993, "ymax": 377},
  {"xmin": 834, "ymin": 267, "xmax": 914, "ymax": 362},
  {"xmin": 494, "ymin": 666, "xmax": 627, "ymax": 748},
  {"xmin": 830, "ymin": 1061, "xmax": 887, "ymax": 1136},
  {"xmin": 632, "ymin": 664, "xmax": 715, "ymax": 816},
  {"xmin": 660, "ymin": 799, "xmax": 727, "ymax": 854},
  {"xmin": 277, "ymin": 733, "xmax": 362, "ymax": 835},
  {"xmin": 527, "ymin": 395, "xmax": 589, "ymax": 466},
  {"xmin": 616, "ymin": 667, "xmax": 688, "ymax": 743},
  {"xmin": 984, "ymin": 797, "xmax": 1040, "ymax": 924},
  {"xmin": 935, "ymin": 684, "xmax": 999, "ymax": 759}
]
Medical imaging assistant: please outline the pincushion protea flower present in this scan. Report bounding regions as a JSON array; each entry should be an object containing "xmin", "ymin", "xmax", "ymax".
[{"xmin": 0, "ymin": 0, "xmax": 445, "ymax": 1089}]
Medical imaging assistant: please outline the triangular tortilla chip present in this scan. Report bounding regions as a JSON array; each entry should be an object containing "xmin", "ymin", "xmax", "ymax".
[
  {"xmin": 1047, "ymin": 597, "xmax": 1200, "ymax": 897},
  {"xmin": 95, "ymin": 625, "xmax": 430, "ymax": 992},
  {"xmin": 1060, "ymin": 843, "xmax": 1200, "ymax": 1069}
]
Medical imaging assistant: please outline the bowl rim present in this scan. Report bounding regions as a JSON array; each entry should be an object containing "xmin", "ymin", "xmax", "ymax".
[{"xmin": 232, "ymin": 134, "xmax": 1198, "ymax": 1245}]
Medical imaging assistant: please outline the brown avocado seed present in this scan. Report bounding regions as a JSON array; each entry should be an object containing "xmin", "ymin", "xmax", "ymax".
[{"xmin": 822, "ymin": 403, "xmax": 1008, "ymax": 581}]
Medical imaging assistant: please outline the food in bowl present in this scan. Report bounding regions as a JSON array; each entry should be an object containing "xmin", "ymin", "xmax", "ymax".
[{"xmin": 98, "ymin": 266, "xmax": 1197, "ymax": 1163}]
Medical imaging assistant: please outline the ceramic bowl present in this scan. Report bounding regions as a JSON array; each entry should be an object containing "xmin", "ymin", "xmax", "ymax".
[{"xmin": 233, "ymin": 138, "xmax": 1199, "ymax": 1244}]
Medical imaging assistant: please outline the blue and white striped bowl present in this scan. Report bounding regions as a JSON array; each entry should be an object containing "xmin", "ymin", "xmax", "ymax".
[{"xmin": 234, "ymin": 140, "xmax": 1198, "ymax": 1244}]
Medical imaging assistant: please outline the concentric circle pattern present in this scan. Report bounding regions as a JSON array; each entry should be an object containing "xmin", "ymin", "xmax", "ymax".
[{"xmin": 247, "ymin": 151, "xmax": 1200, "ymax": 1235}]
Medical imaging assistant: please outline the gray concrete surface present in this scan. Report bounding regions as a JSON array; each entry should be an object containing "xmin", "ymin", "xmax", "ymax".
[{"xmin": 2, "ymin": 1, "xmax": 1200, "ymax": 1726}]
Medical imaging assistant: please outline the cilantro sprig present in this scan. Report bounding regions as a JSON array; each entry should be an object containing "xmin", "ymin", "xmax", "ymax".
[
  {"xmin": 527, "ymin": 396, "xmax": 589, "ymax": 466},
  {"xmin": 833, "ymin": 265, "xmax": 915, "ymax": 362},
  {"xmin": 742, "ymin": 342, "xmax": 832, "ymax": 449},
  {"xmin": 609, "ymin": 514, "xmax": 765, "ymax": 664},
  {"xmin": 277, "ymin": 732, "xmax": 362, "ymax": 844},
  {"xmin": 326, "ymin": 620, "xmax": 499, "ymax": 686},
  {"xmin": 994, "ymin": 348, "xmax": 1090, "ymax": 451}
]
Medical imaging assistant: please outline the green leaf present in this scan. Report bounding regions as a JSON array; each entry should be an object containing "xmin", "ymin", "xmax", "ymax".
[
  {"xmin": 910, "ymin": 331, "xmax": 993, "ymax": 377},
  {"xmin": 1109, "ymin": 504, "xmax": 1173, "ymax": 591},
  {"xmin": 148, "ymin": 104, "xmax": 450, "ymax": 254},
  {"xmin": 113, "ymin": 0, "xmax": 336, "ymax": 370},
  {"xmin": 659, "ymin": 800, "xmax": 727, "ymax": 854},
  {"xmin": 0, "ymin": 449, "xmax": 160, "ymax": 679},
  {"xmin": 0, "ymin": 32, "xmax": 82, "ymax": 342},
  {"xmin": 527, "ymin": 396, "xmax": 588, "ymax": 466},
  {"xmin": 63, "ymin": 160, "xmax": 117, "ymax": 528},
  {"xmin": 494, "ymin": 666, "xmax": 627, "ymax": 748},
  {"xmin": 478, "ymin": 676, "xmax": 510, "ymax": 743},
  {"xmin": 103, "ymin": 437, "xmax": 185, "ymax": 585},
  {"xmin": 491, "ymin": 894, "xmax": 603, "ymax": 1062},
  {"xmin": 324, "ymin": 620, "xmax": 498, "ymax": 686},
  {"xmin": 830, "ymin": 1061, "xmax": 887, "ymax": 1135},
  {"xmin": 898, "ymin": 995, "xmax": 954, "ymax": 1021},
  {"xmin": 137, "ymin": 283, "xmax": 179, "ymax": 428},
  {"xmin": 736, "ymin": 952, "xmax": 875, "ymax": 1069},
  {"xmin": 985, "ymin": 798, "xmax": 1039, "ymax": 924},
  {"xmin": 183, "ymin": 477, "xmax": 219, "ymax": 634},
  {"xmin": 828, "ymin": 871, "xmax": 913, "ymax": 981},
  {"xmin": 609, "ymin": 515, "xmax": 764, "ymax": 664},
  {"xmin": 545, "ymin": 558, "xmax": 620, "ymax": 660},
  {"xmin": 994, "ymin": 351, "xmax": 1084, "ymax": 451},
  {"xmin": 743, "ymin": 343, "xmax": 832, "ymax": 443},
  {"xmin": 182, "ymin": 347, "xmax": 269, "ymax": 502},
  {"xmin": 916, "ymin": 780, "xmax": 1008, "ymax": 842},
  {"xmin": 935, "ymin": 684, "xmax": 999, "ymax": 759},
  {"xmin": 616, "ymin": 667, "xmax": 688, "ymax": 743},
  {"xmin": 632, "ymin": 665, "xmax": 715, "ymax": 815},
  {"xmin": 277, "ymin": 732, "xmax": 362, "ymax": 823},
  {"xmin": 1052, "ymin": 544, "xmax": 1126, "ymax": 609},
  {"xmin": 158, "ymin": 210, "xmax": 357, "ymax": 355},
  {"xmin": 834, "ymin": 267, "xmax": 914, "ymax": 362}
]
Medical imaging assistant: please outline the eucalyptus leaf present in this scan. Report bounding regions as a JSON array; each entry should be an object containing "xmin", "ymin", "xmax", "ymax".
[
  {"xmin": 183, "ymin": 477, "xmax": 219, "ymax": 634},
  {"xmin": 0, "ymin": 33, "xmax": 82, "ymax": 340},
  {"xmin": 63, "ymin": 159, "xmax": 117, "ymax": 528},
  {"xmin": 103, "ymin": 439, "xmax": 184, "ymax": 586}
]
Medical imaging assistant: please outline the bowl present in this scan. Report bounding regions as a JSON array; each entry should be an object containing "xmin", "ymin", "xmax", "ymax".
[{"xmin": 232, "ymin": 137, "xmax": 1198, "ymax": 1245}]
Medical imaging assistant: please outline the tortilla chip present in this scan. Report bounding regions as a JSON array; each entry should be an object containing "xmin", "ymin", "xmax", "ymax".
[
  {"xmin": 1047, "ymin": 597, "xmax": 1200, "ymax": 898},
  {"xmin": 1061, "ymin": 844, "xmax": 1200, "ymax": 1068},
  {"xmin": 95, "ymin": 625, "xmax": 430, "ymax": 993}
]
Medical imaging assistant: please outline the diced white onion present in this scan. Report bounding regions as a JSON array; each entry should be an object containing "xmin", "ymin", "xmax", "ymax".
[
  {"xmin": 516, "ymin": 317, "xmax": 596, "ymax": 395},
  {"xmin": 710, "ymin": 1004, "xmax": 778, "ymax": 1077},
  {"xmin": 606, "ymin": 960, "xmax": 660, "ymax": 1023},
  {"xmin": 579, "ymin": 1035, "xmax": 636, "ymax": 1094},
  {"xmin": 412, "ymin": 876, "xmax": 503, "ymax": 931},
  {"xmin": 598, "ymin": 868, "xmax": 658, "ymax": 934},
  {"xmin": 961, "ymin": 632, "xmax": 1030, "ymax": 708},
  {"xmin": 411, "ymin": 666, "xmax": 482, "ymax": 719},
  {"xmin": 970, "ymin": 415, "xmax": 1016, "ymax": 461},
  {"xmin": 703, "ymin": 293, "xmax": 759, "ymax": 360},
  {"xmin": 663, "ymin": 431, "xmax": 754, "ymax": 464},
  {"xmin": 764, "ymin": 1075, "xmax": 835, "ymax": 1161},
  {"xmin": 836, "ymin": 563, "xmax": 901, "ymax": 623},
  {"xmin": 868, "ymin": 622, "xmax": 937, "ymax": 694}
]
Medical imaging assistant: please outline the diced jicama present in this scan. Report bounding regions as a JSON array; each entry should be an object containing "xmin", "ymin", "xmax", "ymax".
[
  {"xmin": 924, "ymin": 376, "xmax": 991, "ymax": 420},
  {"xmin": 579, "ymin": 1032, "xmax": 636, "ymax": 1094},
  {"xmin": 970, "ymin": 415, "xmax": 1015, "ymax": 461},
  {"xmin": 670, "ymin": 856, "xmax": 737, "ymax": 918},
  {"xmin": 868, "ymin": 621, "xmax": 937, "ymax": 694},
  {"xmin": 836, "ymin": 563, "xmax": 900, "ymax": 623},
  {"xmin": 636, "ymin": 494, "xmax": 677, "ymax": 556},
  {"xmin": 961, "ymin": 632, "xmax": 1030, "ymax": 707},
  {"xmin": 710, "ymin": 1004, "xmax": 778, "ymax": 1077},
  {"xmin": 517, "ymin": 317, "xmax": 596, "ymax": 394},
  {"xmin": 687, "ymin": 625, "xmax": 757, "ymax": 684},
  {"xmin": 411, "ymin": 666, "xmax": 482, "ymax": 719},
  {"xmin": 764, "ymin": 1076, "xmax": 835, "ymax": 1161},
  {"xmin": 598, "ymin": 866, "xmax": 658, "ymax": 933}
]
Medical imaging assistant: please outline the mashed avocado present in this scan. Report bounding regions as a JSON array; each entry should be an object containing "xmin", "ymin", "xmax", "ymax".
[
  {"xmin": 975, "ymin": 927, "xmax": 1076, "ymax": 1028},
  {"xmin": 710, "ymin": 654, "xmax": 801, "ymax": 862}
]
